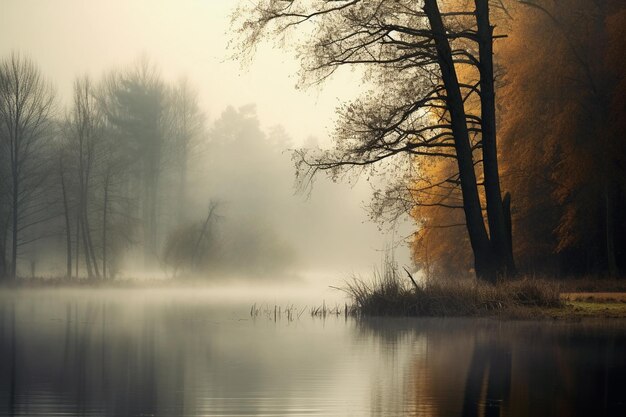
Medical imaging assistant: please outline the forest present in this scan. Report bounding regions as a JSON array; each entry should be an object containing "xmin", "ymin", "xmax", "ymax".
[
  {"xmin": 409, "ymin": 0, "xmax": 626, "ymax": 280},
  {"xmin": 0, "ymin": 57, "xmax": 308, "ymax": 280},
  {"xmin": 1, "ymin": 0, "xmax": 625, "ymax": 283}
]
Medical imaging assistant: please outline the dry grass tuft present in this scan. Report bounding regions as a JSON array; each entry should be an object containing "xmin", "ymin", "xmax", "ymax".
[{"xmin": 342, "ymin": 260, "xmax": 563, "ymax": 317}]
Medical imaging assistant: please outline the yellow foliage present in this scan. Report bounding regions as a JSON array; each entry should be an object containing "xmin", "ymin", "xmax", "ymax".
[{"xmin": 412, "ymin": 0, "xmax": 626, "ymax": 276}]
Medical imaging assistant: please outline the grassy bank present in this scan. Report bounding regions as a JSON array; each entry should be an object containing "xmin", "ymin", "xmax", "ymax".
[{"xmin": 341, "ymin": 263, "xmax": 626, "ymax": 319}]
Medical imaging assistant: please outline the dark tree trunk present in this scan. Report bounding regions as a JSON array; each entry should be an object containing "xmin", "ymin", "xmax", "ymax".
[
  {"xmin": 143, "ymin": 143, "xmax": 161, "ymax": 267},
  {"xmin": 142, "ymin": 174, "xmax": 152, "ymax": 267},
  {"xmin": 80, "ymin": 213, "xmax": 94, "ymax": 279},
  {"xmin": 0, "ymin": 215, "xmax": 7, "ymax": 279},
  {"xmin": 424, "ymin": 0, "xmax": 497, "ymax": 282},
  {"xmin": 192, "ymin": 202, "xmax": 218, "ymax": 267},
  {"xmin": 83, "ymin": 207, "xmax": 100, "ymax": 279},
  {"xmin": 148, "ymin": 177, "xmax": 158, "ymax": 261},
  {"xmin": 102, "ymin": 173, "xmax": 110, "ymax": 280},
  {"xmin": 474, "ymin": 0, "xmax": 516, "ymax": 277},
  {"xmin": 78, "ymin": 141, "xmax": 93, "ymax": 279},
  {"xmin": 10, "ymin": 158, "xmax": 18, "ymax": 280},
  {"xmin": 9, "ymin": 119, "xmax": 19, "ymax": 280},
  {"xmin": 605, "ymin": 182, "xmax": 618, "ymax": 277},
  {"xmin": 60, "ymin": 167, "xmax": 72, "ymax": 279},
  {"xmin": 75, "ymin": 211, "xmax": 80, "ymax": 277},
  {"xmin": 84, "ymin": 165, "xmax": 100, "ymax": 279}
]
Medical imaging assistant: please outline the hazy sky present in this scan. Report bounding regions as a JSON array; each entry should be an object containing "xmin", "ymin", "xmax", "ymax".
[
  {"xmin": 0, "ymin": 0, "xmax": 413, "ymax": 273},
  {"xmin": 0, "ymin": 0, "xmax": 362, "ymax": 142}
]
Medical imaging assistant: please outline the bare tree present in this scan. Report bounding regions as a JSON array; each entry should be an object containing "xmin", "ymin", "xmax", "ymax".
[
  {"xmin": 59, "ymin": 74, "xmax": 137, "ymax": 280},
  {"xmin": 97, "ymin": 119, "xmax": 134, "ymax": 280},
  {"xmin": 236, "ymin": 0, "xmax": 515, "ymax": 282},
  {"xmin": 66, "ymin": 76, "xmax": 103, "ymax": 279},
  {"xmin": 0, "ymin": 53, "xmax": 56, "ymax": 279}
]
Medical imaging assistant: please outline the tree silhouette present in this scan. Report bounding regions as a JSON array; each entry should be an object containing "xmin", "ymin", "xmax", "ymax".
[
  {"xmin": 237, "ymin": 0, "xmax": 515, "ymax": 282},
  {"xmin": 0, "ymin": 53, "xmax": 56, "ymax": 279}
]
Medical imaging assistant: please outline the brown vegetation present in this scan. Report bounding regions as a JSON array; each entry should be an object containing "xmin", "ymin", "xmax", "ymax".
[
  {"xmin": 342, "ymin": 261, "xmax": 562, "ymax": 317},
  {"xmin": 411, "ymin": 0, "xmax": 626, "ymax": 279}
]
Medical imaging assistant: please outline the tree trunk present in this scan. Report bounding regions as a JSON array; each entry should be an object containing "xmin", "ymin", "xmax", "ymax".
[
  {"xmin": 424, "ymin": 0, "xmax": 497, "ymax": 282},
  {"xmin": 60, "ymin": 167, "xmax": 72, "ymax": 279},
  {"xmin": 75, "ymin": 211, "xmax": 80, "ymax": 277},
  {"xmin": 149, "ymin": 179, "xmax": 158, "ymax": 262},
  {"xmin": 78, "ymin": 138, "xmax": 92, "ymax": 279},
  {"xmin": 84, "ymin": 208, "xmax": 100, "ymax": 279},
  {"xmin": 102, "ymin": 173, "xmax": 110, "ymax": 280},
  {"xmin": 0, "ymin": 215, "xmax": 7, "ymax": 280},
  {"xmin": 9, "ymin": 96, "xmax": 21, "ymax": 280},
  {"xmin": 81, "ymin": 214, "xmax": 94, "ymax": 279},
  {"xmin": 142, "ymin": 182, "xmax": 150, "ymax": 266},
  {"xmin": 143, "ymin": 153, "xmax": 160, "ymax": 267},
  {"xmin": 10, "ymin": 159, "xmax": 18, "ymax": 280},
  {"xmin": 176, "ymin": 109, "xmax": 189, "ymax": 226},
  {"xmin": 192, "ymin": 202, "xmax": 218, "ymax": 267},
  {"xmin": 177, "ymin": 152, "xmax": 188, "ymax": 226},
  {"xmin": 84, "ymin": 162, "xmax": 100, "ymax": 279},
  {"xmin": 605, "ymin": 182, "xmax": 618, "ymax": 277},
  {"xmin": 474, "ymin": 0, "xmax": 516, "ymax": 277}
]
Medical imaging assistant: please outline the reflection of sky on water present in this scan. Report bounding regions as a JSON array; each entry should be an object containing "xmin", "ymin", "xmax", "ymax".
[{"xmin": 0, "ymin": 290, "xmax": 624, "ymax": 416}]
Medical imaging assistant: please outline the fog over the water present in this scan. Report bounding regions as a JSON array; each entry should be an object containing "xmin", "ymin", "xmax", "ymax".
[{"xmin": 0, "ymin": 0, "xmax": 412, "ymax": 279}]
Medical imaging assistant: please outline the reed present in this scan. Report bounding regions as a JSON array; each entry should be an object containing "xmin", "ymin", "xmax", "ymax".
[{"xmin": 249, "ymin": 303, "xmax": 306, "ymax": 321}]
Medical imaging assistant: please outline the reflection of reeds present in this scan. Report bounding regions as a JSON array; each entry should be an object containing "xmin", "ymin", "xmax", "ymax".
[{"xmin": 341, "ymin": 260, "xmax": 563, "ymax": 317}]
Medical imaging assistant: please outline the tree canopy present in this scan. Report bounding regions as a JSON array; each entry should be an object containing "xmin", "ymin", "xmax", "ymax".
[{"xmin": 237, "ymin": 0, "xmax": 516, "ymax": 281}]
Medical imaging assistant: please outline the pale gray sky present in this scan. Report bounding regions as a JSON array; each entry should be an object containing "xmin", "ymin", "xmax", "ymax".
[{"xmin": 0, "ymin": 0, "xmax": 362, "ymax": 143}]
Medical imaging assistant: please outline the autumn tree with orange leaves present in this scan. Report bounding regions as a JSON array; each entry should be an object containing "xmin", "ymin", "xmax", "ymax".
[
  {"xmin": 500, "ymin": 0, "xmax": 626, "ymax": 276},
  {"xmin": 413, "ymin": 0, "xmax": 626, "ymax": 278},
  {"xmin": 237, "ymin": 0, "xmax": 517, "ymax": 283}
]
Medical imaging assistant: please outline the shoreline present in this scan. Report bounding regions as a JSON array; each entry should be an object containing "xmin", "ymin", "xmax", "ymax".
[
  {"xmin": 1, "ymin": 278, "xmax": 626, "ymax": 321},
  {"xmin": 490, "ymin": 299, "xmax": 626, "ymax": 320}
]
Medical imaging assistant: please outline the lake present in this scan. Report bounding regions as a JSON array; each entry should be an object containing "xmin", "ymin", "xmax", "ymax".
[{"xmin": 0, "ymin": 287, "xmax": 624, "ymax": 416}]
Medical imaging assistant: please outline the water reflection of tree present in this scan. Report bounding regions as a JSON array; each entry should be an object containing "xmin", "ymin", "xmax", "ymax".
[
  {"xmin": 1, "ymin": 298, "xmax": 358, "ymax": 416},
  {"xmin": 2, "ymin": 302, "xmax": 626, "ymax": 416},
  {"xmin": 357, "ymin": 318, "xmax": 626, "ymax": 417},
  {"xmin": 461, "ymin": 339, "xmax": 511, "ymax": 417},
  {"xmin": 357, "ymin": 318, "xmax": 479, "ymax": 416}
]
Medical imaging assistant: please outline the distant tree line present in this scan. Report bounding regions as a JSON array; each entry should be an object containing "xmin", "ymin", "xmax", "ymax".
[
  {"xmin": 0, "ymin": 54, "xmax": 300, "ymax": 280},
  {"xmin": 0, "ymin": 54, "xmax": 205, "ymax": 280}
]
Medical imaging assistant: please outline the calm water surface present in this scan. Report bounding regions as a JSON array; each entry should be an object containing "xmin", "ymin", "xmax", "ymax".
[{"xmin": 0, "ymin": 287, "xmax": 624, "ymax": 417}]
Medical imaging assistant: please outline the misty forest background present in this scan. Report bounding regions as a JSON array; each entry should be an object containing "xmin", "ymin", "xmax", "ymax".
[{"xmin": 0, "ymin": 0, "xmax": 625, "ymax": 282}]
